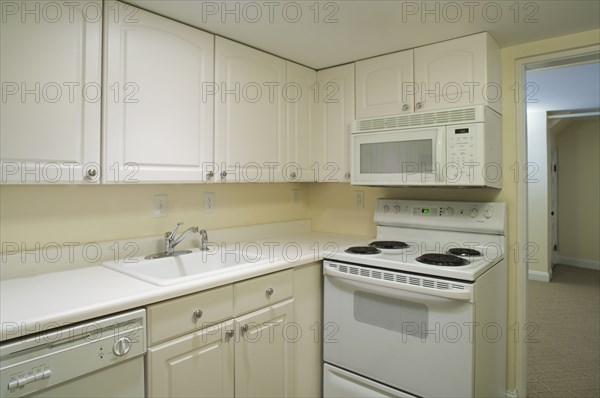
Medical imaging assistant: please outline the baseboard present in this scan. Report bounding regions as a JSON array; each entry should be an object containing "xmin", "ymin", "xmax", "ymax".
[
  {"xmin": 528, "ymin": 269, "xmax": 551, "ymax": 282},
  {"xmin": 556, "ymin": 255, "xmax": 600, "ymax": 271},
  {"xmin": 506, "ymin": 389, "xmax": 518, "ymax": 398}
]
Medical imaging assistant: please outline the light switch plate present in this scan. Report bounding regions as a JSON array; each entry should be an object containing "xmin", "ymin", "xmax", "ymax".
[{"xmin": 154, "ymin": 195, "xmax": 168, "ymax": 217}]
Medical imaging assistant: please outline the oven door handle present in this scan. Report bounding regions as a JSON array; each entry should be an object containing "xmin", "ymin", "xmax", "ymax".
[{"xmin": 324, "ymin": 265, "xmax": 473, "ymax": 301}]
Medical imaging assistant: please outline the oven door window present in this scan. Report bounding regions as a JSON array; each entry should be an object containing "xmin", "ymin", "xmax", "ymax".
[{"xmin": 354, "ymin": 291, "xmax": 428, "ymax": 339}]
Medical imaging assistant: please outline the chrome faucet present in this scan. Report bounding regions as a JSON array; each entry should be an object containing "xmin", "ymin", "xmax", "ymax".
[
  {"xmin": 165, "ymin": 222, "xmax": 199, "ymax": 254},
  {"xmin": 199, "ymin": 229, "xmax": 208, "ymax": 251}
]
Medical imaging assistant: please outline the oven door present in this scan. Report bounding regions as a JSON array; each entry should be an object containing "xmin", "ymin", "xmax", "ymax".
[
  {"xmin": 323, "ymin": 261, "xmax": 474, "ymax": 398},
  {"xmin": 351, "ymin": 127, "xmax": 445, "ymax": 186}
]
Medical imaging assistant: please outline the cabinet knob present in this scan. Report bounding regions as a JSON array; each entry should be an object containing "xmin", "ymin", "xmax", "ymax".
[
  {"xmin": 290, "ymin": 172, "xmax": 297, "ymax": 179},
  {"xmin": 206, "ymin": 171, "xmax": 214, "ymax": 179},
  {"xmin": 220, "ymin": 171, "xmax": 227, "ymax": 179},
  {"xmin": 193, "ymin": 309, "xmax": 203, "ymax": 319},
  {"xmin": 84, "ymin": 167, "xmax": 98, "ymax": 181},
  {"xmin": 240, "ymin": 324, "xmax": 249, "ymax": 333},
  {"xmin": 225, "ymin": 330, "xmax": 235, "ymax": 338},
  {"xmin": 402, "ymin": 104, "xmax": 409, "ymax": 111},
  {"xmin": 344, "ymin": 172, "xmax": 350, "ymax": 180},
  {"xmin": 416, "ymin": 102, "xmax": 423, "ymax": 110},
  {"xmin": 265, "ymin": 287, "xmax": 274, "ymax": 296}
]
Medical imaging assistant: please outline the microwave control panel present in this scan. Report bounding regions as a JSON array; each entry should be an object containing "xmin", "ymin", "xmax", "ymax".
[{"xmin": 446, "ymin": 123, "xmax": 486, "ymax": 185}]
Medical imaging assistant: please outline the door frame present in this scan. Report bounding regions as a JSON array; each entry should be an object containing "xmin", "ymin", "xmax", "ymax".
[{"xmin": 514, "ymin": 44, "xmax": 600, "ymax": 396}]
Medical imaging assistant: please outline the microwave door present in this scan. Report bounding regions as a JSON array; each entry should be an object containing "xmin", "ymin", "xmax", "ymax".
[{"xmin": 352, "ymin": 127, "xmax": 445, "ymax": 186}]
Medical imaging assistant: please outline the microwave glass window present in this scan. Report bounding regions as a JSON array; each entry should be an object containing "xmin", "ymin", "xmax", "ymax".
[{"xmin": 360, "ymin": 140, "xmax": 433, "ymax": 174}]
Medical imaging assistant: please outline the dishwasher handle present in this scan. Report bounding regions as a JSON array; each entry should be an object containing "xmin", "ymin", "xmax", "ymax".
[{"xmin": 323, "ymin": 261, "xmax": 473, "ymax": 301}]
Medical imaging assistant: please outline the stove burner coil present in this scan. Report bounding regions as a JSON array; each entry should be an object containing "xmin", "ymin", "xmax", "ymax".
[
  {"xmin": 369, "ymin": 241, "xmax": 409, "ymax": 249},
  {"xmin": 345, "ymin": 246, "xmax": 381, "ymax": 255},
  {"xmin": 448, "ymin": 248, "xmax": 482, "ymax": 257},
  {"xmin": 416, "ymin": 253, "xmax": 469, "ymax": 266}
]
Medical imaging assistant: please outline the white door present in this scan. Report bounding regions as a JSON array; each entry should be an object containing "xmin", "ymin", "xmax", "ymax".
[
  {"xmin": 414, "ymin": 33, "xmax": 491, "ymax": 112},
  {"xmin": 286, "ymin": 62, "xmax": 318, "ymax": 182},
  {"xmin": 312, "ymin": 64, "xmax": 355, "ymax": 183},
  {"xmin": 0, "ymin": 0, "xmax": 102, "ymax": 184},
  {"xmin": 355, "ymin": 50, "xmax": 414, "ymax": 118},
  {"xmin": 235, "ymin": 299, "xmax": 294, "ymax": 398},
  {"xmin": 103, "ymin": 1, "xmax": 214, "ymax": 183},
  {"xmin": 147, "ymin": 321, "xmax": 235, "ymax": 398},
  {"xmin": 215, "ymin": 37, "xmax": 286, "ymax": 183},
  {"xmin": 551, "ymin": 147, "xmax": 558, "ymax": 265}
]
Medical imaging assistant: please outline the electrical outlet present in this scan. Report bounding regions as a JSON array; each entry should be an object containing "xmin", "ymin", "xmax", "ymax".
[
  {"xmin": 354, "ymin": 191, "xmax": 364, "ymax": 209},
  {"xmin": 153, "ymin": 195, "xmax": 168, "ymax": 218},
  {"xmin": 204, "ymin": 192, "xmax": 215, "ymax": 213},
  {"xmin": 291, "ymin": 189, "xmax": 299, "ymax": 206}
]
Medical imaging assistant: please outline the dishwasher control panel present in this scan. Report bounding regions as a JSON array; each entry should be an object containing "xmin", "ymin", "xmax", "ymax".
[{"xmin": 0, "ymin": 309, "xmax": 146, "ymax": 397}]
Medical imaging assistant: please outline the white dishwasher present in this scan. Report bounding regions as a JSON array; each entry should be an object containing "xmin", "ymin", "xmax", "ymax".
[{"xmin": 0, "ymin": 309, "xmax": 146, "ymax": 397}]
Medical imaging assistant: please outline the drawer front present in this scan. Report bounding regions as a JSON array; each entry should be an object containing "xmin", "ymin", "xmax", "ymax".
[
  {"xmin": 234, "ymin": 270, "xmax": 293, "ymax": 316},
  {"xmin": 147, "ymin": 285, "xmax": 233, "ymax": 345}
]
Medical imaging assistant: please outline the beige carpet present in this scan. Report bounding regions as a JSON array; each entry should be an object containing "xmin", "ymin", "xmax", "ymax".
[{"xmin": 527, "ymin": 264, "xmax": 600, "ymax": 397}]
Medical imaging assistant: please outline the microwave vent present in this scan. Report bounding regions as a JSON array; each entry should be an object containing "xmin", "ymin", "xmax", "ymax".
[{"xmin": 354, "ymin": 107, "xmax": 479, "ymax": 133}]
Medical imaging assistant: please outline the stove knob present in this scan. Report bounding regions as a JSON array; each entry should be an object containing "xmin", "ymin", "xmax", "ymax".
[
  {"xmin": 445, "ymin": 207, "xmax": 454, "ymax": 216},
  {"xmin": 484, "ymin": 208, "xmax": 494, "ymax": 219},
  {"xmin": 383, "ymin": 205, "xmax": 390, "ymax": 213},
  {"xmin": 393, "ymin": 205, "xmax": 401, "ymax": 213},
  {"xmin": 470, "ymin": 208, "xmax": 479, "ymax": 218}
]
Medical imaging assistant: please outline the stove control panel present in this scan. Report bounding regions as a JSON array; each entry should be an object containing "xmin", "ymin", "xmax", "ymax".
[{"xmin": 375, "ymin": 199, "xmax": 506, "ymax": 234}]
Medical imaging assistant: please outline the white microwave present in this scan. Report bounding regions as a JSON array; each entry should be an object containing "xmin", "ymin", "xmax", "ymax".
[{"xmin": 351, "ymin": 105, "xmax": 502, "ymax": 188}]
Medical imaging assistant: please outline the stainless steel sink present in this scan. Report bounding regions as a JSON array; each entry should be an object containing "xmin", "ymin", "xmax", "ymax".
[{"xmin": 103, "ymin": 248, "xmax": 275, "ymax": 286}]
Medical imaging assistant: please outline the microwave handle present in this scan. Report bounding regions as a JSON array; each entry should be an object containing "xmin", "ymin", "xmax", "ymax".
[
  {"xmin": 324, "ymin": 264, "xmax": 472, "ymax": 301},
  {"xmin": 435, "ymin": 128, "xmax": 446, "ymax": 181}
]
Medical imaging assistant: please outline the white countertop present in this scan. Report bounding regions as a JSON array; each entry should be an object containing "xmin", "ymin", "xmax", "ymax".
[{"xmin": 1, "ymin": 231, "xmax": 366, "ymax": 342}]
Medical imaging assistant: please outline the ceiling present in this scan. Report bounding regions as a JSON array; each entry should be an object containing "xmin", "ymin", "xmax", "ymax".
[{"xmin": 128, "ymin": 0, "xmax": 600, "ymax": 69}]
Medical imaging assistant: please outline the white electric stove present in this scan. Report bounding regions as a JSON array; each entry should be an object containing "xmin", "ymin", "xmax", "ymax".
[{"xmin": 323, "ymin": 199, "xmax": 508, "ymax": 398}]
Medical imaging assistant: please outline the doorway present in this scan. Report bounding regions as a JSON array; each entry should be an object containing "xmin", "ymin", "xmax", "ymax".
[{"xmin": 517, "ymin": 47, "xmax": 600, "ymax": 396}]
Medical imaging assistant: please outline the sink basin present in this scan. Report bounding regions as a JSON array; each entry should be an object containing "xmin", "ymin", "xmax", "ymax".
[{"xmin": 103, "ymin": 248, "xmax": 276, "ymax": 286}]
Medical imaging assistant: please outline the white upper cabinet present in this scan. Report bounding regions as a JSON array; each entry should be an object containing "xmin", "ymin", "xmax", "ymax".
[
  {"xmin": 103, "ymin": 1, "xmax": 214, "ymax": 183},
  {"xmin": 286, "ymin": 62, "xmax": 317, "ymax": 182},
  {"xmin": 215, "ymin": 37, "xmax": 287, "ymax": 183},
  {"xmin": 1, "ymin": 0, "xmax": 102, "ymax": 184},
  {"xmin": 413, "ymin": 33, "xmax": 501, "ymax": 113},
  {"xmin": 312, "ymin": 64, "xmax": 355, "ymax": 183},
  {"xmin": 355, "ymin": 50, "xmax": 414, "ymax": 119}
]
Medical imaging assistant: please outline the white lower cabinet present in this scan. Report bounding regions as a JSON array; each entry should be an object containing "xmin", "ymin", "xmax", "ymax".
[
  {"xmin": 147, "ymin": 320, "xmax": 235, "ymax": 398},
  {"xmin": 146, "ymin": 267, "xmax": 321, "ymax": 398}
]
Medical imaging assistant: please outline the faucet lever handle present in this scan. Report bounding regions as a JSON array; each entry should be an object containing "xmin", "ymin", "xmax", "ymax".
[{"xmin": 167, "ymin": 222, "xmax": 184, "ymax": 240}]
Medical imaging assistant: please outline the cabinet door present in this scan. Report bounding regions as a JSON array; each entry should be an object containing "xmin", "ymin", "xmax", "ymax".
[
  {"xmin": 312, "ymin": 64, "xmax": 355, "ymax": 183},
  {"xmin": 414, "ymin": 33, "xmax": 492, "ymax": 112},
  {"xmin": 235, "ymin": 299, "xmax": 294, "ymax": 398},
  {"xmin": 0, "ymin": 0, "xmax": 102, "ymax": 184},
  {"xmin": 355, "ymin": 50, "xmax": 414, "ymax": 118},
  {"xmin": 286, "ymin": 62, "xmax": 318, "ymax": 182},
  {"xmin": 147, "ymin": 321, "xmax": 235, "ymax": 398},
  {"xmin": 104, "ymin": 1, "xmax": 214, "ymax": 183},
  {"xmin": 215, "ymin": 37, "xmax": 286, "ymax": 183}
]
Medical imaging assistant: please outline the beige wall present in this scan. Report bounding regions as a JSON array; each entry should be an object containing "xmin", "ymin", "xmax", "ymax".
[
  {"xmin": 1, "ymin": 28, "xmax": 599, "ymax": 396},
  {"xmin": 556, "ymin": 117, "xmax": 600, "ymax": 261},
  {"xmin": 0, "ymin": 183, "xmax": 309, "ymax": 250}
]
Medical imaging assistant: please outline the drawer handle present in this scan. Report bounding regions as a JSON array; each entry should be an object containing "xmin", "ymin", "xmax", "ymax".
[
  {"xmin": 225, "ymin": 330, "xmax": 235, "ymax": 338},
  {"xmin": 265, "ymin": 288, "xmax": 274, "ymax": 297},
  {"xmin": 193, "ymin": 309, "xmax": 203, "ymax": 319},
  {"xmin": 240, "ymin": 324, "xmax": 249, "ymax": 333}
]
